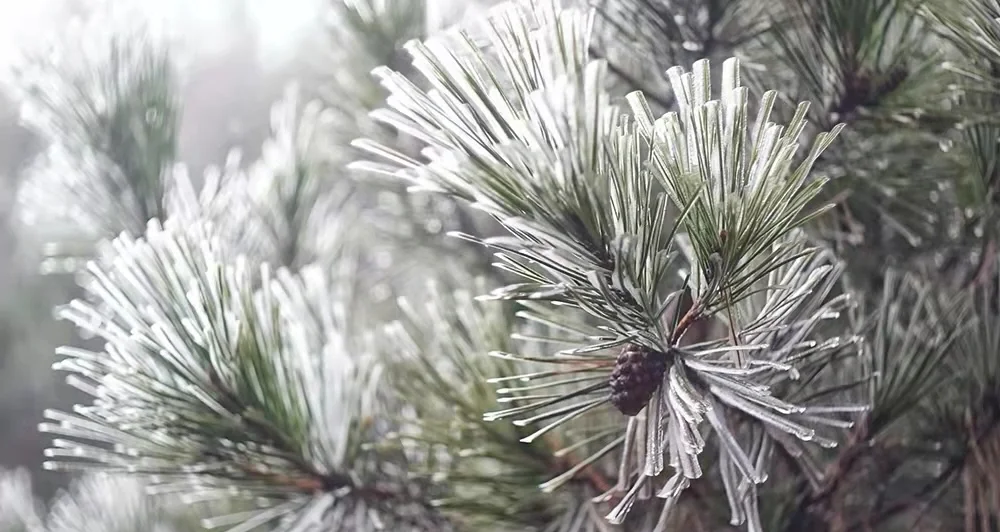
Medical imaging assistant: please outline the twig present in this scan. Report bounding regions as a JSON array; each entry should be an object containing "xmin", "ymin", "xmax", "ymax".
[
  {"xmin": 965, "ymin": 238, "xmax": 996, "ymax": 289},
  {"xmin": 237, "ymin": 462, "xmax": 451, "ymax": 529},
  {"xmin": 815, "ymin": 418, "xmax": 872, "ymax": 502},
  {"xmin": 781, "ymin": 416, "xmax": 872, "ymax": 531},
  {"xmin": 847, "ymin": 407, "xmax": 1000, "ymax": 531},
  {"xmin": 670, "ymin": 304, "xmax": 703, "ymax": 346}
]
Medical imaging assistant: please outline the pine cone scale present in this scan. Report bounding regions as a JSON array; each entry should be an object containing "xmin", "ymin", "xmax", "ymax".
[{"xmin": 608, "ymin": 343, "xmax": 670, "ymax": 416}]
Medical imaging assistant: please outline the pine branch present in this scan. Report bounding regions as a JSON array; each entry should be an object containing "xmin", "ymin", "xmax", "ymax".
[
  {"xmin": 322, "ymin": 0, "xmax": 498, "ymax": 298},
  {"xmin": 318, "ymin": 0, "xmax": 429, "ymax": 131},
  {"xmin": 385, "ymin": 279, "xmax": 635, "ymax": 530},
  {"xmin": 860, "ymin": 272, "xmax": 971, "ymax": 436},
  {"xmin": 848, "ymin": 409, "xmax": 1000, "ymax": 531},
  {"xmin": 40, "ymin": 219, "xmax": 452, "ymax": 531},
  {"xmin": 12, "ymin": 16, "xmax": 180, "ymax": 272},
  {"xmin": 47, "ymin": 474, "xmax": 193, "ymax": 532},
  {"xmin": 591, "ymin": 0, "xmax": 771, "ymax": 107},
  {"xmin": 765, "ymin": 0, "xmax": 934, "ymax": 125},
  {"xmin": 896, "ymin": 262, "xmax": 1000, "ymax": 528},
  {"xmin": 763, "ymin": 0, "xmax": 966, "ymax": 275},
  {"xmin": 777, "ymin": 271, "xmax": 973, "ymax": 529},
  {"xmin": 0, "ymin": 469, "xmax": 44, "ymax": 532},
  {"xmin": 354, "ymin": 1, "xmax": 856, "ymax": 528},
  {"xmin": 207, "ymin": 84, "xmax": 355, "ymax": 270},
  {"xmin": 19, "ymin": 1, "xmax": 996, "ymax": 530},
  {"xmin": 921, "ymin": 0, "xmax": 1000, "ymax": 67},
  {"xmin": 921, "ymin": 1, "xmax": 1000, "ymax": 289},
  {"xmin": 1, "ymin": 469, "xmax": 198, "ymax": 532}
]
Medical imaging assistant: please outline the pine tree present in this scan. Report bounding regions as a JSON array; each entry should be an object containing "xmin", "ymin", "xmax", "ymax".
[{"xmin": 2, "ymin": 0, "xmax": 1000, "ymax": 530}]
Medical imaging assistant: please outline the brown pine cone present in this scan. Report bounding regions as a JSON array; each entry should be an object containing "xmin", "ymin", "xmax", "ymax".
[{"xmin": 609, "ymin": 343, "xmax": 670, "ymax": 416}]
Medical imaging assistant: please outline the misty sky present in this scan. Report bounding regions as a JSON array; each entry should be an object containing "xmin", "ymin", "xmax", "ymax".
[{"xmin": 0, "ymin": 0, "xmax": 324, "ymax": 68}]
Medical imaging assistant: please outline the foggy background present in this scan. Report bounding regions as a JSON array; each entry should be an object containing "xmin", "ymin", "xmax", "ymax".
[{"xmin": 0, "ymin": 0, "xmax": 334, "ymax": 500}]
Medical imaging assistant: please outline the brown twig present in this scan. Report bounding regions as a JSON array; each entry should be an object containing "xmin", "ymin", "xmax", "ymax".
[
  {"xmin": 670, "ymin": 303, "xmax": 703, "ymax": 346},
  {"xmin": 816, "ymin": 418, "xmax": 872, "ymax": 502},
  {"xmin": 963, "ymin": 464, "xmax": 976, "ymax": 532},
  {"xmin": 238, "ymin": 462, "xmax": 384, "ymax": 499},
  {"xmin": 966, "ymin": 238, "xmax": 997, "ymax": 289},
  {"xmin": 235, "ymin": 461, "xmax": 452, "ymax": 529},
  {"xmin": 781, "ymin": 416, "xmax": 873, "ymax": 531}
]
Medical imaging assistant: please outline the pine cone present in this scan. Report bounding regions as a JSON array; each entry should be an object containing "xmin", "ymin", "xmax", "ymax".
[{"xmin": 609, "ymin": 343, "xmax": 669, "ymax": 416}]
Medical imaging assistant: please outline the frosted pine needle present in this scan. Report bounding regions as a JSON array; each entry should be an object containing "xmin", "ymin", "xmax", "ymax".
[
  {"xmin": 41, "ymin": 219, "xmax": 450, "ymax": 531},
  {"xmin": 355, "ymin": 0, "xmax": 857, "ymax": 528}
]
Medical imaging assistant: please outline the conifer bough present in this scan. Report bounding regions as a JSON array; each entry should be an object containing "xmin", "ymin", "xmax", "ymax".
[
  {"xmin": 16, "ymin": 0, "xmax": 1000, "ymax": 529},
  {"xmin": 40, "ymin": 219, "xmax": 450, "ymax": 531},
  {"xmin": 356, "ymin": 0, "xmax": 860, "ymax": 529}
]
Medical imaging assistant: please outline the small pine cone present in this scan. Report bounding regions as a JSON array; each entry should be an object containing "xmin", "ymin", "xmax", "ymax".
[
  {"xmin": 609, "ymin": 343, "xmax": 669, "ymax": 416},
  {"xmin": 875, "ymin": 66, "xmax": 908, "ymax": 98}
]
